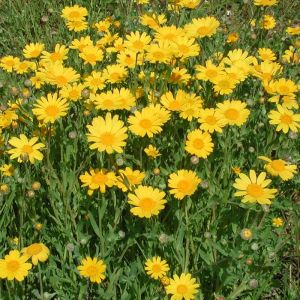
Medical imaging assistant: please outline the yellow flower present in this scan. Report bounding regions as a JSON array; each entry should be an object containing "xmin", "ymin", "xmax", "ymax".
[
  {"xmin": 195, "ymin": 60, "xmax": 223, "ymax": 81},
  {"xmin": 145, "ymin": 42, "xmax": 173, "ymax": 64},
  {"xmin": 198, "ymin": 108, "xmax": 226, "ymax": 133},
  {"xmin": 262, "ymin": 15, "xmax": 276, "ymax": 30},
  {"xmin": 286, "ymin": 26, "xmax": 300, "ymax": 36},
  {"xmin": 66, "ymin": 20, "xmax": 88, "ymax": 32},
  {"xmin": 184, "ymin": 16, "xmax": 220, "ymax": 38},
  {"xmin": 0, "ymin": 56, "xmax": 20, "ymax": 72},
  {"xmin": 70, "ymin": 36, "xmax": 93, "ymax": 52},
  {"xmin": 128, "ymin": 185, "xmax": 167, "ymax": 218},
  {"xmin": 173, "ymin": 37, "xmax": 200, "ymax": 60},
  {"xmin": 144, "ymin": 145, "xmax": 161, "ymax": 158},
  {"xmin": 87, "ymin": 113, "xmax": 128, "ymax": 154},
  {"xmin": 216, "ymin": 100, "xmax": 250, "ymax": 126},
  {"xmin": 160, "ymin": 90, "xmax": 186, "ymax": 112},
  {"xmin": 128, "ymin": 104, "xmax": 170, "ymax": 137},
  {"xmin": 168, "ymin": 170, "xmax": 201, "ymax": 200},
  {"xmin": 145, "ymin": 256, "xmax": 170, "ymax": 280},
  {"xmin": 8, "ymin": 134, "xmax": 44, "ymax": 164},
  {"xmin": 140, "ymin": 13, "xmax": 167, "ymax": 30},
  {"xmin": 116, "ymin": 167, "xmax": 145, "ymax": 192},
  {"xmin": 80, "ymin": 168, "xmax": 116, "ymax": 194},
  {"xmin": 165, "ymin": 273, "xmax": 200, "ymax": 300},
  {"xmin": 32, "ymin": 93, "xmax": 69, "ymax": 124},
  {"xmin": 168, "ymin": 67, "xmax": 191, "ymax": 84},
  {"xmin": 23, "ymin": 43, "xmax": 44, "ymax": 59},
  {"xmin": 212, "ymin": 75, "xmax": 239, "ymax": 95},
  {"xmin": 103, "ymin": 64, "xmax": 128, "ymax": 84},
  {"xmin": 117, "ymin": 51, "xmax": 143, "ymax": 68},
  {"xmin": 41, "ymin": 44, "xmax": 69, "ymax": 64},
  {"xmin": 21, "ymin": 243, "xmax": 50, "ymax": 265},
  {"xmin": 14, "ymin": 60, "xmax": 36, "ymax": 74},
  {"xmin": 258, "ymin": 48, "xmax": 276, "ymax": 61},
  {"xmin": 258, "ymin": 156, "xmax": 297, "ymax": 180},
  {"xmin": 268, "ymin": 104, "xmax": 300, "ymax": 133},
  {"xmin": 233, "ymin": 170, "xmax": 277, "ymax": 205},
  {"xmin": 124, "ymin": 31, "xmax": 152, "ymax": 53},
  {"xmin": 0, "ymin": 250, "xmax": 32, "ymax": 281},
  {"xmin": 272, "ymin": 217, "xmax": 284, "ymax": 227},
  {"xmin": 227, "ymin": 32, "xmax": 239, "ymax": 43},
  {"xmin": 42, "ymin": 62, "xmax": 80, "ymax": 87},
  {"xmin": 60, "ymin": 83, "xmax": 85, "ymax": 102},
  {"xmin": 0, "ymin": 164, "xmax": 14, "ymax": 177},
  {"xmin": 240, "ymin": 228, "xmax": 253, "ymax": 240},
  {"xmin": 84, "ymin": 71, "xmax": 106, "ymax": 93},
  {"xmin": 61, "ymin": 5, "xmax": 88, "ymax": 22},
  {"xmin": 232, "ymin": 166, "xmax": 241, "ymax": 175},
  {"xmin": 154, "ymin": 25, "xmax": 185, "ymax": 43},
  {"xmin": 254, "ymin": 0, "xmax": 278, "ymax": 6},
  {"xmin": 185, "ymin": 129, "xmax": 214, "ymax": 158},
  {"xmin": 77, "ymin": 257, "xmax": 106, "ymax": 284},
  {"xmin": 79, "ymin": 45, "xmax": 104, "ymax": 66}
]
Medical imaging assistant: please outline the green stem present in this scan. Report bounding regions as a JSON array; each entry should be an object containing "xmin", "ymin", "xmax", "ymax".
[{"xmin": 38, "ymin": 264, "xmax": 44, "ymax": 299}]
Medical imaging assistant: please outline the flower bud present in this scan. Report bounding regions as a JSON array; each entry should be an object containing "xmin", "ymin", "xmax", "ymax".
[
  {"xmin": 118, "ymin": 230, "xmax": 125, "ymax": 239},
  {"xmin": 204, "ymin": 232, "xmax": 211, "ymax": 239},
  {"xmin": 81, "ymin": 89, "xmax": 90, "ymax": 99},
  {"xmin": 190, "ymin": 155, "xmax": 199, "ymax": 164},
  {"xmin": 240, "ymin": 228, "xmax": 252, "ymax": 240},
  {"xmin": 153, "ymin": 168, "xmax": 160, "ymax": 175},
  {"xmin": 251, "ymin": 243, "xmax": 259, "ymax": 251},
  {"xmin": 249, "ymin": 279, "xmax": 258, "ymax": 289},
  {"xmin": 35, "ymin": 223, "xmax": 43, "ymax": 230},
  {"xmin": 158, "ymin": 233, "xmax": 169, "ymax": 244},
  {"xmin": 32, "ymin": 181, "xmax": 41, "ymax": 191},
  {"xmin": 66, "ymin": 243, "xmax": 75, "ymax": 252},
  {"xmin": 24, "ymin": 79, "xmax": 32, "ymax": 87},
  {"xmin": 27, "ymin": 190, "xmax": 35, "ymax": 198},
  {"xmin": 68, "ymin": 131, "xmax": 77, "ymax": 139}
]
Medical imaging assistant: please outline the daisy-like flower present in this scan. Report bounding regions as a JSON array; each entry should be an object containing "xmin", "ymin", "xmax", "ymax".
[
  {"xmin": 128, "ymin": 185, "xmax": 167, "ymax": 218},
  {"xmin": 77, "ymin": 257, "xmax": 106, "ymax": 284},
  {"xmin": 42, "ymin": 62, "xmax": 80, "ymax": 87},
  {"xmin": 21, "ymin": 243, "xmax": 50, "ymax": 265},
  {"xmin": 116, "ymin": 167, "xmax": 145, "ymax": 192},
  {"xmin": 80, "ymin": 168, "xmax": 116, "ymax": 194},
  {"xmin": 268, "ymin": 104, "xmax": 300, "ymax": 133},
  {"xmin": 184, "ymin": 16, "xmax": 220, "ymax": 38},
  {"xmin": 60, "ymin": 83, "xmax": 85, "ymax": 102},
  {"xmin": 198, "ymin": 108, "xmax": 226, "ymax": 133},
  {"xmin": 84, "ymin": 71, "xmax": 106, "ymax": 93},
  {"xmin": 258, "ymin": 156, "xmax": 297, "ymax": 180},
  {"xmin": 144, "ymin": 145, "xmax": 161, "ymax": 158},
  {"xmin": 67, "ymin": 20, "xmax": 88, "ymax": 32},
  {"xmin": 41, "ymin": 44, "xmax": 69, "ymax": 64},
  {"xmin": 79, "ymin": 45, "xmax": 104, "ymax": 66},
  {"xmin": 0, "ymin": 164, "xmax": 14, "ymax": 177},
  {"xmin": 233, "ymin": 170, "xmax": 277, "ymax": 205},
  {"xmin": 23, "ymin": 43, "xmax": 44, "ymax": 59},
  {"xmin": 154, "ymin": 25, "xmax": 185, "ymax": 43},
  {"xmin": 258, "ymin": 48, "xmax": 276, "ymax": 61},
  {"xmin": 286, "ymin": 26, "xmax": 300, "ymax": 36},
  {"xmin": 14, "ymin": 60, "xmax": 36, "ymax": 74},
  {"xmin": 32, "ymin": 93, "xmax": 69, "ymax": 124},
  {"xmin": 195, "ymin": 60, "xmax": 223, "ymax": 82},
  {"xmin": 7, "ymin": 134, "xmax": 44, "ymax": 164},
  {"xmin": 168, "ymin": 170, "xmax": 201, "ymax": 200},
  {"xmin": 262, "ymin": 15, "xmax": 276, "ymax": 30},
  {"xmin": 216, "ymin": 100, "xmax": 250, "ymax": 126},
  {"xmin": 0, "ymin": 56, "xmax": 20, "ymax": 72},
  {"xmin": 165, "ymin": 273, "xmax": 200, "ymax": 300},
  {"xmin": 0, "ymin": 250, "xmax": 32, "ymax": 281},
  {"xmin": 145, "ymin": 42, "xmax": 173, "ymax": 64},
  {"xmin": 145, "ymin": 256, "xmax": 170, "ymax": 280},
  {"xmin": 124, "ymin": 31, "xmax": 152, "ymax": 53},
  {"xmin": 128, "ymin": 105, "xmax": 170, "ymax": 138},
  {"xmin": 86, "ymin": 113, "xmax": 128, "ymax": 154},
  {"xmin": 254, "ymin": 0, "xmax": 278, "ymax": 6},
  {"xmin": 103, "ymin": 64, "xmax": 128, "ymax": 84},
  {"xmin": 70, "ymin": 36, "xmax": 93, "ymax": 52},
  {"xmin": 172, "ymin": 37, "xmax": 200, "ymax": 60},
  {"xmin": 272, "ymin": 217, "xmax": 284, "ymax": 227},
  {"xmin": 212, "ymin": 75, "xmax": 239, "ymax": 95},
  {"xmin": 185, "ymin": 129, "xmax": 214, "ymax": 158},
  {"xmin": 160, "ymin": 90, "xmax": 187, "ymax": 112},
  {"xmin": 61, "ymin": 5, "xmax": 88, "ymax": 22},
  {"xmin": 140, "ymin": 13, "xmax": 167, "ymax": 30}
]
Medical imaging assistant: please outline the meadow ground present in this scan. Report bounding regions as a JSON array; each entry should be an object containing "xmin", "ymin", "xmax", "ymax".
[{"xmin": 0, "ymin": 0, "xmax": 299, "ymax": 299}]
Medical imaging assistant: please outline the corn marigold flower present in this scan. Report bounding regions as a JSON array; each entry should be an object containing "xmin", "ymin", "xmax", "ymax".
[
  {"xmin": 165, "ymin": 273, "xmax": 200, "ymax": 300},
  {"xmin": 198, "ymin": 108, "xmax": 226, "ymax": 133},
  {"xmin": 8, "ymin": 134, "xmax": 44, "ymax": 164},
  {"xmin": 116, "ymin": 167, "xmax": 145, "ymax": 192},
  {"xmin": 84, "ymin": 71, "xmax": 106, "ymax": 93},
  {"xmin": 145, "ymin": 256, "xmax": 170, "ymax": 280},
  {"xmin": 185, "ymin": 16, "xmax": 220, "ymax": 39},
  {"xmin": 79, "ymin": 45, "xmax": 104, "ymax": 66},
  {"xmin": 211, "ymin": 75, "xmax": 239, "ymax": 95},
  {"xmin": 80, "ymin": 168, "xmax": 116, "ymax": 194},
  {"xmin": 41, "ymin": 44, "xmax": 69, "ymax": 64},
  {"xmin": 144, "ymin": 145, "xmax": 161, "ymax": 158},
  {"xmin": 168, "ymin": 170, "xmax": 201, "ymax": 200},
  {"xmin": 0, "ymin": 56, "xmax": 20, "ymax": 72},
  {"xmin": 23, "ymin": 43, "xmax": 44, "ymax": 59},
  {"xmin": 0, "ymin": 164, "xmax": 14, "ymax": 177},
  {"xmin": 172, "ymin": 37, "xmax": 200, "ymax": 60},
  {"xmin": 286, "ymin": 26, "xmax": 300, "ymax": 36},
  {"xmin": 262, "ymin": 15, "xmax": 276, "ymax": 30},
  {"xmin": 0, "ymin": 250, "xmax": 32, "ymax": 281},
  {"xmin": 272, "ymin": 217, "xmax": 284, "ymax": 227},
  {"xmin": 216, "ymin": 100, "xmax": 250, "ymax": 126},
  {"xmin": 32, "ymin": 93, "xmax": 69, "ymax": 124},
  {"xmin": 66, "ymin": 20, "xmax": 88, "ymax": 32},
  {"xmin": 240, "ymin": 228, "xmax": 253, "ymax": 240},
  {"xmin": 86, "ymin": 113, "xmax": 128, "ymax": 154},
  {"xmin": 14, "ymin": 60, "xmax": 36, "ymax": 74},
  {"xmin": 61, "ymin": 5, "xmax": 88, "ymax": 22},
  {"xmin": 128, "ymin": 185, "xmax": 167, "ymax": 218},
  {"xmin": 70, "ymin": 36, "xmax": 93, "ymax": 52},
  {"xmin": 103, "ymin": 64, "xmax": 128, "ymax": 84},
  {"xmin": 258, "ymin": 156, "xmax": 297, "ymax": 180},
  {"xmin": 124, "ymin": 31, "xmax": 152, "ymax": 53},
  {"xmin": 145, "ymin": 42, "xmax": 174, "ymax": 64},
  {"xmin": 77, "ymin": 257, "xmax": 106, "ymax": 284},
  {"xmin": 154, "ymin": 25, "xmax": 185, "ymax": 43},
  {"xmin": 140, "ymin": 13, "xmax": 167, "ymax": 30},
  {"xmin": 258, "ymin": 48, "xmax": 277, "ymax": 61},
  {"xmin": 195, "ymin": 60, "xmax": 223, "ymax": 81},
  {"xmin": 21, "ymin": 243, "xmax": 50, "ymax": 265},
  {"xmin": 185, "ymin": 129, "xmax": 214, "ymax": 158},
  {"xmin": 254, "ymin": 0, "xmax": 278, "ymax": 6},
  {"xmin": 268, "ymin": 104, "xmax": 300, "ymax": 133},
  {"xmin": 128, "ymin": 104, "xmax": 170, "ymax": 138},
  {"xmin": 60, "ymin": 83, "xmax": 85, "ymax": 102},
  {"xmin": 233, "ymin": 170, "xmax": 277, "ymax": 205}
]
